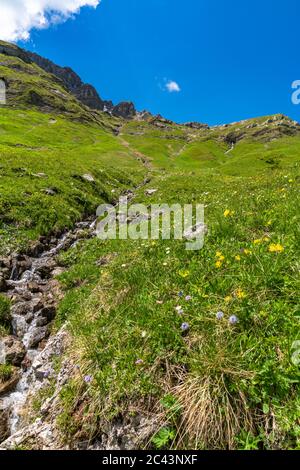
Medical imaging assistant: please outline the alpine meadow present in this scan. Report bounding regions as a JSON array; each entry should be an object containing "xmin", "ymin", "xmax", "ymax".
[{"xmin": 0, "ymin": 33, "xmax": 299, "ymax": 453}]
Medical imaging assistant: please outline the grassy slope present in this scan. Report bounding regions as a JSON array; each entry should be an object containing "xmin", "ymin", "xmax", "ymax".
[
  {"xmin": 51, "ymin": 122, "xmax": 300, "ymax": 450},
  {"xmin": 0, "ymin": 108, "xmax": 144, "ymax": 253}
]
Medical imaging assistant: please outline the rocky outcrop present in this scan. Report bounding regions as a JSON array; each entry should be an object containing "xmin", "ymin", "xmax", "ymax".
[
  {"xmin": 26, "ymin": 51, "xmax": 138, "ymax": 119},
  {"xmin": 0, "ymin": 368, "xmax": 20, "ymax": 396},
  {"xmin": 0, "ymin": 337, "xmax": 26, "ymax": 367},
  {"xmin": 27, "ymin": 51, "xmax": 114, "ymax": 112},
  {"xmin": 0, "ymin": 41, "xmax": 30, "ymax": 64},
  {"xmin": 184, "ymin": 122, "xmax": 210, "ymax": 130},
  {"xmin": 112, "ymin": 101, "xmax": 136, "ymax": 119}
]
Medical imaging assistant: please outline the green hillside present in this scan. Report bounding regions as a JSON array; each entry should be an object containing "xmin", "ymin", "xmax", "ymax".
[{"xmin": 0, "ymin": 42, "xmax": 300, "ymax": 450}]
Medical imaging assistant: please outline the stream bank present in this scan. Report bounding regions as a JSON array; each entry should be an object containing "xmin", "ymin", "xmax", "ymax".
[{"xmin": 0, "ymin": 177, "xmax": 158, "ymax": 449}]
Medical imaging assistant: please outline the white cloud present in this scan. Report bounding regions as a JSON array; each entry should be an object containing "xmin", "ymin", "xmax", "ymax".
[
  {"xmin": 165, "ymin": 80, "xmax": 181, "ymax": 93},
  {"xmin": 0, "ymin": 0, "xmax": 101, "ymax": 42}
]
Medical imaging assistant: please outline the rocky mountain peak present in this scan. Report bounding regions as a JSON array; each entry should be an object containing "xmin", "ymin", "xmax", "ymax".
[
  {"xmin": 0, "ymin": 40, "xmax": 137, "ymax": 119},
  {"xmin": 112, "ymin": 101, "xmax": 136, "ymax": 119}
]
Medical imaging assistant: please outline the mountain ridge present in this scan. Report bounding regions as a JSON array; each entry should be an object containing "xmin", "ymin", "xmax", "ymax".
[
  {"xmin": 0, "ymin": 40, "xmax": 137, "ymax": 120},
  {"xmin": 1, "ymin": 40, "xmax": 300, "ymax": 143}
]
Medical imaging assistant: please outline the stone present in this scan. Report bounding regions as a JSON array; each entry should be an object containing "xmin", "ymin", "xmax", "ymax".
[
  {"xmin": 184, "ymin": 223, "xmax": 208, "ymax": 240},
  {"xmin": 0, "ymin": 257, "xmax": 12, "ymax": 270},
  {"xmin": 37, "ymin": 306, "xmax": 56, "ymax": 323},
  {"xmin": 32, "ymin": 173, "xmax": 47, "ymax": 178},
  {"xmin": 10, "ymin": 255, "xmax": 32, "ymax": 280},
  {"xmin": 23, "ymin": 326, "xmax": 50, "ymax": 349},
  {"xmin": 42, "ymin": 188, "xmax": 57, "ymax": 196},
  {"xmin": 0, "ymin": 368, "xmax": 20, "ymax": 395},
  {"xmin": 34, "ymin": 259, "xmax": 56, "ymax": 279},
  {"xmin": 27, "ymin": 282, "xmax": 43, "ymax": 293},
  {"xmin": 13, "ymin": 289, "xmax": 33, "ymax": 302},
  {"xmin": 82, "ymin": 174, "xmax": 95, "ymax": 182},
  {"xmin": 11, "ymin": 315, "xmax": 28, "ymax": 338},
  {"xmin": 88, "ymin": 414, "xmax": 158, "ymax": 450},
  {"xmin": 0, "ymin": 408, "xmax": 9, "ymax": 442},
  {"xmin": 51, "ymin": 268, "xmax": 65, "ymax": 277},
  {"xmin": 145, "ymin": 189, "xmax": 157, "ymax": 196},
  {"xmin": 11, "ymin": 297, "xmax": 43, "ymax": 317},
  {"xmin": 11, "ymin": 302, "xmax": 28, "ymax": 317},
  {"xmin": 26, "ymin": 241, "xmax": 44, "ymax": 257},
  {"xmin": 0, "ymin": 336, "xmax": 26, "ymax": 366}
]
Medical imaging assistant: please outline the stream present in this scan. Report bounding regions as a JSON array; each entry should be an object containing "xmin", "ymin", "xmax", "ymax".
[{"xmin": 0, "ymin": 215, "xmax": 100, "ymax": 441}]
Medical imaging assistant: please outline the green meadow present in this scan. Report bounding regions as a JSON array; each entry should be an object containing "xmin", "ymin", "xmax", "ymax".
[{"xmin": 0, "ymin": 108, "xmax": 143, "ymax": 253}]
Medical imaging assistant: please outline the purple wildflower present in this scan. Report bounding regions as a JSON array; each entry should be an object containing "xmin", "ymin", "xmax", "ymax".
[
  {"xmin": 135, "ymin": 359, "xmax": 144, "ymax": 366},
  {"xmin": 181, "ymin": 322, "xmax": 190, "ymax": 332},
  {"xmin": 229, "ymin": 315, "xmax": 239, "ymax": 325},
  {"xmin": 175, "ymin": 305, "xmax": 184, "ymax": 315},
  {"xmin": 185, "ymin": 295, "xmax": 192, "ymax": 301},
  {"xmin": 84, "ymin": 375, "xmax": 93, "ymax": 383},
  {"xmin": 216, "ymin": 311, "xmax": 224, "ymax": 320}
]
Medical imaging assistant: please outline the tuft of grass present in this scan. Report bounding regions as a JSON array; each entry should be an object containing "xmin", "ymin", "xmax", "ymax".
[
  {"xmin": 172, "ymin": 374, "xmax": 255, "ymax": 449},
  {"xmin": 0, "ymin": 294, "xmax": 11, "ymax": 336},
  {"xmin": 0, "ymin": 364, "xmax": 13, "ymax": 383}
]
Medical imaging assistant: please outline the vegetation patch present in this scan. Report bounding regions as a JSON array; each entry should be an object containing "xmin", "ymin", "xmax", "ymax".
[{"xmin": 0, "ymin": 294, "xmax": 10, "ymax": 336}]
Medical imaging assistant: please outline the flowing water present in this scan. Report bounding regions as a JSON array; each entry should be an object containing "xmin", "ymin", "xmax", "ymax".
[{"xmin": 0, "ymin": 218, "xmax": 97, "ymax": 438}]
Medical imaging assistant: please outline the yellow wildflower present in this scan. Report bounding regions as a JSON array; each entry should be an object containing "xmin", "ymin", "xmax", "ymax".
[
  {"xmin": 224, "ymin": 209, "xmax": 235, "ymax": 218},
  {"xmin": 235, "ymin": 255, "xmax": 241, "ymax": 261},
  {"xmin": 253, "ymin": 239, "xmax": 262, "ymax": 245},
  {"xmin": 215, "ymin": 260, "xmax": 223, "ymax": 269},
  {"xmin": 268, "ymin": 243, "xmax": 284, "ymax": 253},
  {"xmin": 236, "ymin": 288, "xmax": 247, "ymax": 300},
  {"xmin": 216, "ymin": 251, "xmax": 223, "ymax": 258},
  {"xmin": 243, "ymin": 249, "xmax": 252, "ymax": 255},
  {"xmin": 225, "ymin": 296, "xmax": 232, "ymax": 303},
  {"xmin": 179, "ymin": 269, "xmax": 190, "ymax": 278}
]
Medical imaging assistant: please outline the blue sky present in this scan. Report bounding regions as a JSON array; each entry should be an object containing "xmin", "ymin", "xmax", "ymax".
[{"xmin": 11, "ymin": 0, "xmax": 300, "ymax": 125}]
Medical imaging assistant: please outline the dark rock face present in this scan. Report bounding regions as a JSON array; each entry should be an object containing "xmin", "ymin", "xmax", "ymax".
[
  {"xmin": 184, "ymin": 122, "xmax": 210, "ymax": 130},
  {"xmin": 26, "ymin": 51, "xmax": 136, "ymax": 119},
  {"xmin": 0, "ymin": 41, "xmax": 31, "ymax": 64},
  {"xmin": 112, "ymin": 101, "xmax": 136, "ymax": 119},
  {"xmin": 26, "ymin": 52, "xmax": 113, "ymax": 112}
]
